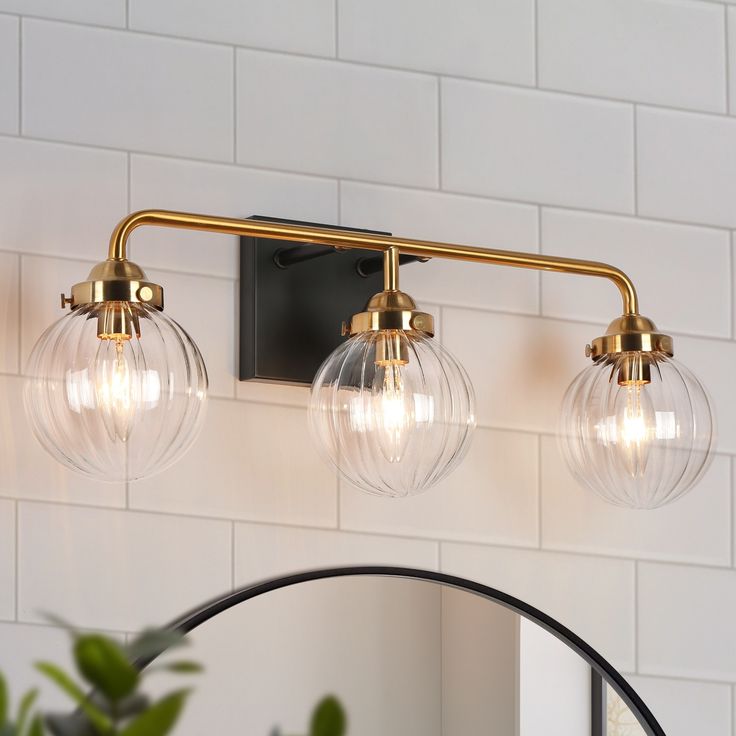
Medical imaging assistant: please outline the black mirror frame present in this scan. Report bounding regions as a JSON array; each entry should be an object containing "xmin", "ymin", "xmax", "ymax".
[{"xmin": 141, "ymin": 565, "xmax": 665, "ymax": 736}]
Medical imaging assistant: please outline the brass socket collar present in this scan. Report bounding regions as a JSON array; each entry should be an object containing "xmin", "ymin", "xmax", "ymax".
[
  {"xmin": 587, "ymin": 314, "xmax": 673, "ymax": 359},
  {"xmin": 347, "ymin": 289, "xmax": 434, "ymax": 337},
  {"xmin": 67, "ymin": 259, "xmax": 164, "ymax": 310}
]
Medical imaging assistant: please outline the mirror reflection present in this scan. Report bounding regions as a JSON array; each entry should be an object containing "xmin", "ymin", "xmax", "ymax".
[{"xmin": 152, "ymin": 577, "xmax": 648, "ymax": 736}]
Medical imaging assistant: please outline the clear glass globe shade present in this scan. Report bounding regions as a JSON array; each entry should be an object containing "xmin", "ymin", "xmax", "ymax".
[
  {"xmin": 24, "ymin": 302, "xmax": 208, "ymax": 481},
  {"xmin": 309, "ymin": 329, "xmax": 476, "ymax": 497},
  {"xmin": 559, "ymin": 351, "xmax": 715, "ymax": 509}
]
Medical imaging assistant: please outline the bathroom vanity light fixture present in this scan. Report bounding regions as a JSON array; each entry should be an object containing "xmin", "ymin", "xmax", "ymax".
[{"xmin": 24, "ymin": 210, "xmax": 715, "ymax": 508}]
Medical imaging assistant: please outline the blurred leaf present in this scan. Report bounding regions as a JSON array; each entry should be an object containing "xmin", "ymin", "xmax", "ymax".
[
  {"xmin": 126, "ymin": 631, "xmax": 186, "ymax": 664},
  {"xmin": 118, "ymin": 690, "xmax": 189, "ymax": 736},
  {"xmin": 102, "ymin": 693, "xmax": 149, "ymax": 720},
  {"xmin": 0, "ymin": 671, "xmax": 7, "ymax": 726},
  {"xmin": 16, "ymin": 690, "xmax": 37, "ymax": 736},
  {"xmin": 35, "ymin": 663, "xmax": 110, "ymax": 735},
  {"xmin": 73, "ymin": 636, "xmax": 138, "ymax": 702},
  {"xmin": 0, "ymin": 724, "xmax": 15, "ymax": 736},
  {"xmin": 44, "ymin": 711, "xmax": 96, "ymax": 736},
  {"xmin": 309, "ymin": 697, "xmax": 346, "ymax": 736},
  {"xmin": 145, "ymin": 662, "xmax": 202, "ymax": 676},
  {"xmin": 27, "ymin": 717, "xmax": 43, "ymax": 736}
]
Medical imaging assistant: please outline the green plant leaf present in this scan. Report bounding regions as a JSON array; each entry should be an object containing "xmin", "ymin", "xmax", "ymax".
[
  {"xmin": 126, "ymin": 631, "xmax": 186, "ymax": 664},
  {"xmin": 118, "ymin": 690, "xmax": 190, "ymax": 736},
  {"xmin": 145, "ymin": 662, "xmax": 202, "ymax": 676},
  {"xmin": 309, "ymin": 696, "xmax": 346, "ymax": 736},
  {"xmin": 16, "ymin": 690, "xmax": 37, "ymax": 736},
  {"xmin": 35, "ymin": 663, "xmax": 111, "ymax": 735},
  {"xmin": 27, "ymin": 716, "xmax": 43, "ymax": 736},
  {"xmin": 0, "ymin": 670, "xmax": 8, "ymax": 726},
  {"xmin": 73, "ymin": 636, "xmax": 138, "ymax": 702}
]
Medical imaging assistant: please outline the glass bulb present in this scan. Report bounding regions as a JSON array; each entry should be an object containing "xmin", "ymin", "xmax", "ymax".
[
  {"xmin": 24, "ymin": 302, "xmax": 207, "ymax": 481},
  {"xmin": 309, "ymin": 329, "xmax": 476, "ymax": 497},
  {"xmin": 559, "ymin": 351, "xmax": 715, "ymax": 509}
]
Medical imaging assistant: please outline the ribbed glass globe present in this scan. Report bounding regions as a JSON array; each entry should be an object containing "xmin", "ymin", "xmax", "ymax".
[
  {"xmin": 24, "ymin": 302, "xmax": 208, "ymax": 481},
  {"xmin": 559, "ymin": 351, "xmax": 715, "ymax": 509},
  {"xmin": 309, "ymin": 329, "xmax": 476, "ymax": 497}
]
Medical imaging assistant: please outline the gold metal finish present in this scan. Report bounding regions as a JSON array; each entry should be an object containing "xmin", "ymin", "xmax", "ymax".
[
  {"xmin": 348, "ymin": 289, "xmax": 435, "ymax": 337},
  {"xmin": 69, "ymin": 258, "xmax": 164, "ymax": 310},
  {"xmin": 588, "ymin": 315, "xmax": 673, "ymax": 360},
  {"xmin": 107, "ymin": 210, "xmax": 639, "ymax": 316}
]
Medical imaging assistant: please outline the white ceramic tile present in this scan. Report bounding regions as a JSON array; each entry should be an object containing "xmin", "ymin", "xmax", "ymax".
[
  {"xmin": 145, "ymin": 267, "xmax": 236, "ymax": 399},
  {"xmin": 0, "ymin": 375, "xmax": 126, "ymax": 507},
  {"xmin": 538, "ymin": 0, "xmax": 726, "ymax": 112},
  {"xmin": 234, "ymin": 524, "xmax": 437, "ymax": 585},
  {"xmin": 676, "ymin": 333, "xmax": 736, "ymax": 454},
  {"xmin": 340, "ymin": 428, "xmax": 539, "ymax": 547},
  {"xmin": 20, "ymin": 255, "xmax": 95, "ymax": 371},
  {"xmin": 0, "ymin": 500, "xmax": 14, "ymax": 620},
  {"xmin": 338, "ymin": 0, "xmax": 534, "ymax": 85},
  {"xmin": 730, "ymin": 9, "xmax": 736, "ymax": 114},
  {"xmin": 339, "ymin": 181, "xmax": 539, "ymax": 314},
  {"xmin": 0, "ymin": 623, "xmax": 77, "ymax": 711},
  {"xmin": 0, "ymin": 15, "xmax": 18, "ymax": 134},
  {"xmin": 130, "ymin": 399, "xmax": 337, "ymax": 527},
  {"xmin": 540, "ymin": 209, "xmax": 731, "ymax": 338},
  {"xmin": 0, "ymin": 1, "xmax": 124, "ymax": 26},
  {"xmin": 0, "ymin": 138, "xmax": 127, "ymax": 262},
  {"xmin": 18, "ymin": 503, "xmax": 231, "ymax": 631},
  {"xmin": 130, "ymin": 0, "xmax": 335, "ymax": 56},
  {"xmin": 441, "ymin": 80, "xmax": 634, "ymax": 212},
  {"xmin": 637, "ymin": 106, "xmax": 736, "ymax": 228},
  {"xmin": 236, "ymin": 51, "xmax": 438, "ymax": 187},
  {"xmin": 235, "ymin": 380, "xmax": 310, "ymax": 407},
  {"xmin": 129, "ymin": 155, "xmax": 338, "ymax": 279},
  {"xmin": 441, "ymin": 542, "xmax": 636, "ymax": 671},
  {"xmin": 0, "ymin": 252, "xmax": 19, "ymax": 373},
  {"xmin": 23, "ymin": 21, "xmax": 233, "ymax": 161},
  {"xmin": 442, "ymin": 308, "xmax": 594, "ymax": 433},
  {"xmin": 638, "ymin": 562, "xmax": 736, "ymax": 681},
  {"xmin": 625, "ymin": 675, "xmax": 731, "ymax": 736},
  {"xmin": 540, "ymin": 436, "xmax": 731, "ymax": 566}
]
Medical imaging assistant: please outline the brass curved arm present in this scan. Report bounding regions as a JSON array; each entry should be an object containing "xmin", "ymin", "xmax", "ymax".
[{"xmin": 109, "ymin": 209, "xmax": 639, "ymax": 315}]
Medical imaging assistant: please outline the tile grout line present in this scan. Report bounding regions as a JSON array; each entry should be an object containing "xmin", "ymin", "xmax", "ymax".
[
  {"xmin": 536, "ymin": 434, "xmax": 542, "ymax": 549},
  {"xmin": 232, "ymin": 47, "xmax": 237, "ymax": 163},
  {"xmin": 731, "ymin": 456, "xmax": 735, "ymax": 568},
  {"xmin": 16, "ymin": 254, "xmax": 21, "ymax": 373},
  {"xmin": 333, "ymin": 0, "xmax": 339, "ymax": 58},
  {"xmin": 14, "ymin": 499, "xmax": 19, "ymax": 622},
  {"xmin": 4, "ymin": 11, "xmax": 736, "ymax": 121},
  {"xmin": 125, "ymin": 0, "xmax": 129, "ymax": 29},
  {"xmin": 725, "ymin": 4, "xmax": 731, "ymax": 115},
  {"xmin": 632, "ymin": 105, "xmax": 639, "ymax": 215},
  {"xmin": 533, "ymin": 0, "xmax": 539, "ymax": 88},
  {"xmin": 436, "ymin": 77, "xmax": 443, "ymax": 189},
  {"xmin": 536, "ymin": 205, "xmax": 543, "ymax": 315},
  {"xmin": 634, "ymin": 560, "xmax": 639, "ymax": 675},
  {"xmin": 230, "ymin": 520, "xmax": 235, "ymax": 590},
  {"xmin": 16, "ymin": 17, "xmax": 21, "ymax": 135},
  {"xmin": 731, "ymin": 231, "xmax": 735, "ymax": 340}
]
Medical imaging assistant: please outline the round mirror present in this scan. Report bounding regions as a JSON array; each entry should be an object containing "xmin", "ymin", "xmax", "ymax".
[{"xmin": 145, "ymin": 567, "xmax": 663, "ymax": 736}]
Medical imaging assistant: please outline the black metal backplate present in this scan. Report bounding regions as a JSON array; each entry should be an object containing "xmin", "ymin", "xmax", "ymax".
[{"xmin": 239, "ymin": 216, "xmax": 389, "ymax": 385}]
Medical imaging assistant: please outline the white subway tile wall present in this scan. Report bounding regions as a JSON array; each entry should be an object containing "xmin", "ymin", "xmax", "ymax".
[
  {"xmin": 0, "ymin": 15, "xmax": 18, "ymax": 134},
  {"xmin": 1, "ymin": 0, "xmax": 735, "ymax": 730}
]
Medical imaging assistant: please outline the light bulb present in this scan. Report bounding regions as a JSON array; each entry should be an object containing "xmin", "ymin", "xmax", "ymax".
[
  {"xmin": 309, "ymin": 329, "xmax": 475, "ymax": 497},
  {"xmin": 559, "ymin": 351, "xmax": 715, "ymax": 509},
  {"xmin": 24, "ymin": 301, "xmax": 207, "ymax": 481}
]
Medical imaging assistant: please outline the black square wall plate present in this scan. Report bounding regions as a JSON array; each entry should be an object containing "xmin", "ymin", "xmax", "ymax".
[{"xmin": 239, "ymin": 216, "xmax": 389, "ymax": 385}]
